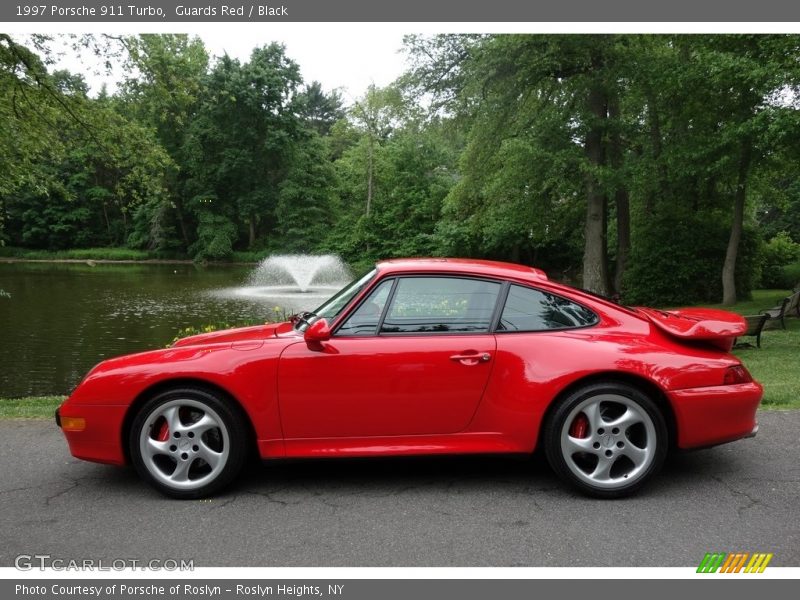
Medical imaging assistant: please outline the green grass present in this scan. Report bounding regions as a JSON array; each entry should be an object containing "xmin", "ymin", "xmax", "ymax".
[
  {"xmin": 732, "ymin": 322, "xmax": 800, "ymax": 408},
  {"xmin": 0, "ymin": 246, "xmax": 157, "ymax": 261},
  {"xmin": 0, "ymin": 246, "xmax": 265, "ymax": 263},
  {"xmin": 700, "ymin": 289, "xmax": 792, "ymax": 316},
  {"xmin": 230, "ymin": 250, "xmax": 270, "ymax": 263},
  {"xmin": 696, "ymin": 289, "xmax": 799, "ymax": 408},
  {"xmin": 0, "ymin": 396, "xmax": 64, "ymax": 419}
]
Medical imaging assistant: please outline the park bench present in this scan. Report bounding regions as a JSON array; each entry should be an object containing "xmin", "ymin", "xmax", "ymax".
[
  {"xmin": 759, "ymin": 291, "xmax": 800, "ymax": 329},
  {"xmin": 734, "ymin": 314, "xmax": 769, "ymax": 349}
]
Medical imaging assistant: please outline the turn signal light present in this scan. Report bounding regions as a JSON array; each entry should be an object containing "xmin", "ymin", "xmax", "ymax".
[
  {"xmin": 724, "ymin": 365, "xmax": 752, "ymax": 385},
  {"xmin": 60, "ymin": 416, "xmax": 86, "ymax": 432}
]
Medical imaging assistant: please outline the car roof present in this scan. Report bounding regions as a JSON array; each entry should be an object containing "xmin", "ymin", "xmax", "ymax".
[
  {"xmin": 371, "ymin": 258, "xmax": 643, "ymax": 322},
  {"xmin": 375, "ymin": 258, "xmax": 548, "ymax": 282}
]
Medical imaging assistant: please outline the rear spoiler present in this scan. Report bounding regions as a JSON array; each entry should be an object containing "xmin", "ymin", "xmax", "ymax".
[{"xmin": 635, "ymin": 307, "xmax": 746, "ymax": 352}]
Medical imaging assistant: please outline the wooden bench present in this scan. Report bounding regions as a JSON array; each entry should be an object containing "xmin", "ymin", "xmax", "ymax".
[
  {"xmin": 734, "ymin": 314, "xmax": 769, "ymax": 349},
  {"xmin": 760, "ymin": 291, "xmax": 800, "ymax": 329}
]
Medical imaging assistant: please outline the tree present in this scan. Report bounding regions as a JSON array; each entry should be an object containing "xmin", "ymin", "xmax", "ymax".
[
  {"xmin": 704, "ymin": 36, "xmax": 800, "ymax": 304},
  {"xmin": 0, "ymin": 34, "xmax": 72, "ymax": 241},
  {"xmin": 626, "ymin": 35, "xmax": 800, "ymax": 303},
  {"xmin": 297, "ymin": 81, "xmax": 344, "ymax": 136},
  {"xmin": 276, "ymin": 132, "xmax": 338, "ymax": 252},
  {"xmin": 407, "ymin": 35, "xmax": 633, "ymax": 291},
  {"xmin": 1, "ymin": 35, "xmax": 171, "ymax": 249},
  {"xmin": 348, "ymin": 85, "xmax": 405, "ymax": 218},
  {"xmin": 331, "ymin": 109, "xmax": 456, "ymax": 266},
  {"xmin": 119, "ymin": 34, "xmax": 209, "ymax": 251},
  {"xmin": 183, "ymin": 43, "xmax": 303, "ymax": 256}
]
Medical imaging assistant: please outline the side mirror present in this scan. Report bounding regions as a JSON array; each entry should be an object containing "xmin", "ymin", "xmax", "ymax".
[{"xmin": 304, "ymin": 318, "xmax": 332, "ymax": 343}]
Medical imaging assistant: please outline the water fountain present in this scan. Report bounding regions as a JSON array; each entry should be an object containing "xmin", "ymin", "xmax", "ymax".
[{"xmin": 213, "ymin": 254, "xmax": 352, "ymax": 312}]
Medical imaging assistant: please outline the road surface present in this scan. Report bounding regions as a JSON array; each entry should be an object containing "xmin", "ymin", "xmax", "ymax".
[{"xmin": 0, "ymin": 410, "xmax": 797, "ymax": 567}]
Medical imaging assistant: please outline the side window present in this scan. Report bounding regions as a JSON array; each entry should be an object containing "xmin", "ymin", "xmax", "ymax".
[
  {"xmin": 498, "ymin": 285, "xmax": 598, "ymax": 332},
  {"xmin": 381, "ymin": 277, "xmax": 500, "ymax": 334},
  {"xmin": 336, "ymin": 279, "xmax": 394, "ymax": 336}
]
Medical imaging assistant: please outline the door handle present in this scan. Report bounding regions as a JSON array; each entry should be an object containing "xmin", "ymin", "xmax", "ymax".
[{"xmin": 450, "ymin": 352, "xmax": 491, "ymax": 363}]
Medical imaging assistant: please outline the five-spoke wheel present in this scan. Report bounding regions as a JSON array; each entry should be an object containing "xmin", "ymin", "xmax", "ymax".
[
  {"xmin": 544, "ymin": 382, "xmax": 667, "ymax": 498},
  {"xmin": 129, "ymin": 388, "xmax": 247, "ymax": 499}
]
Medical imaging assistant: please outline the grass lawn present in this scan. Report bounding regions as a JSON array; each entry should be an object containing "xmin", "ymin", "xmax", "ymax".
[
  {"xmin": 1, "ymin": 289, "xmax": 797, "ymax": 418},
  {"xmin": 0, "ymin": 246, "xmax": 157, "ymax": 261},
  {"xmin": 0, "ymin": 395, "xmax": 64, "ymax": 419},
  {"xmin": 703, "ymin": 289, "xmax": 799, "ymax": 409}
]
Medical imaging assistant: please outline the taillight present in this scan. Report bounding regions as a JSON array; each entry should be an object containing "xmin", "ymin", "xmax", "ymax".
[{"xmin": 724, "ymin": 365, "xmax": 752, "ymax": 385}]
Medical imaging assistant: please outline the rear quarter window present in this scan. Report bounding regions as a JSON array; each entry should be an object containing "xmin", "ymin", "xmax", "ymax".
[{"xmin": 498, "ymin": 285, "xmax": 598, "ymax": 332}]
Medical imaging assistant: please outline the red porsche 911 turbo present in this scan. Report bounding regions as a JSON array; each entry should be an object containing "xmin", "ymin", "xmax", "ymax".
[{"xmin": 56, "ymin": 258, "xmax": 762, "ymax": 499}]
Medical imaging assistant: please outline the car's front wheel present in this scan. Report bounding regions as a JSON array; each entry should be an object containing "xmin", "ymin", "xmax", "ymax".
[
  {"xmin": 543, "ymin": 381, "xmax": 667, "ymax": 498},
  {"xmin": 129, "ymin": 387, "xmax": 247, "ymax": 499}
]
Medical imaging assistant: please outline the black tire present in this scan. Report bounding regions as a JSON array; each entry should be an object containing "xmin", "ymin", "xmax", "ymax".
[
  {"xmin": 129, "ymin": 387, "xmax": 248, "ymax": 499},
  {"xmin": 543, "ymin": 381, "xmax": 668, "ymax": 499}
]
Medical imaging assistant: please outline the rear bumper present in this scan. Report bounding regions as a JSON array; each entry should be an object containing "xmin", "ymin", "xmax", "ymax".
[
  {"xmin": 56, "ymin": 403, "xmax": 128, "ymax": 466},
  {"xmin": 669, "ymin": 381, "xmax": 763, "ymax": 449}
]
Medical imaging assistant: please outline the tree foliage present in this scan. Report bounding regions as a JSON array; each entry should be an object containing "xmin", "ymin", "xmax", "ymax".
[{"xmin": 3, "ymin": 33, "xmax": 800, "ymax": 306}]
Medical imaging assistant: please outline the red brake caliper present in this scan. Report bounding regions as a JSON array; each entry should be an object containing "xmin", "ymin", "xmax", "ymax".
[
  {"xmin": 156, "ymin": 419, "xmax": 170, "ymax": 442},
  {"xmin": 569, "ymin": 413, "xmax": 589, "ymax": 438}
]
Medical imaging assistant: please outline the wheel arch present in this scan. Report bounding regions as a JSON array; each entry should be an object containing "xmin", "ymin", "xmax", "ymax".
[
  {"xmin": 121, "ymin": 377, "xmax": 258, "ymax": 464},
  {"xmin": 537, "ymin": 371, "xmax": 677, "ymax": 451}
]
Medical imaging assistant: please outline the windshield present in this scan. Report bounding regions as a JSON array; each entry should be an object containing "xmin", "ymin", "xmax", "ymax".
[{"xmin": 293, "ymin": 268, "xmax": 377, "ymax": 331}]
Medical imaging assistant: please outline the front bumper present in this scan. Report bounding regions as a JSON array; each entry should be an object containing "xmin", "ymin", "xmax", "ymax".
[
  {"xmin": 669, "ymin": 381, "xmax": 763, "ymax": 449},
  {"xmin": 56, "ymin": 403, "xmax": 128, "ymax": 466}
]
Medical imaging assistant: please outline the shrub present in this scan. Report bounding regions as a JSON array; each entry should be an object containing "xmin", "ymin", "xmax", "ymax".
[
  {"xmin": 782, "ymin": 261, "xmax": 800, "ymax": 290},
  {"xmin": 761, "ymin": 232, "xmax": 800, "ymax": 289},
  {"xmin": 230, "ymin": 250, "xmax": 270, "ymax": 263},
  {"xmin": 623, "ymin": 212, "xmax": 761, "ymax": 306},
  {"xmin": 189, "ymin": 213, "xmax": 237, "ymax": 261}
]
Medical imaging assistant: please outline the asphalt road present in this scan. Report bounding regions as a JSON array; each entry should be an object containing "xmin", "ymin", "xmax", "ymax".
[{"xmin": 0, "ymin": 410, "xmax": 798, "ymax": 567}]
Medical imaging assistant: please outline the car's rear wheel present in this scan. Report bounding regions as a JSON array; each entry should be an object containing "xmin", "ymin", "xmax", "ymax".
[
  {"xmin": 543, "ymin": 382, "xmax": 667, "ymax": 498},
  {"xmin": 129, "ymin": 387, "xmax": 247, "ymax": 499}
]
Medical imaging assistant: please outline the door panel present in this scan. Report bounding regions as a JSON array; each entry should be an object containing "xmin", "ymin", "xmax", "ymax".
[{"xmin": 278, "ymin": 335, "xmax": 497, "ymax": 438}]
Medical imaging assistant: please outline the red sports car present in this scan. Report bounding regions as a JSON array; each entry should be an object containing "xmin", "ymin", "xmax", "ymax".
[{"xmin": 56, "ymin": 258, "xmax": 762, "ymax": 499}]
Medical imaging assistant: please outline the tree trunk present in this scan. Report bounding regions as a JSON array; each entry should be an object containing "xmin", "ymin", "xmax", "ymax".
[
  {"xmin": 174, "ymin": 199, "xmax": 190, "ymax": 248},
  {"xmin": 366, "ymin": 135, "xmax": 374, "ymax": 217},
  {"xmin": 608, "ymin": 95, "xmax": 630, "ymax": 295},
  {"xmin": 0, "ymin": 196, "xmax": 5, "ymax": 241},
  {"xmin": 582, "ymin": 76, "xmax": 610, "ymax": 296},
  {"xmin": 644, "ymin": 89, "xmax": 664, "ymax": 216},
  {"xmin": 120, "ymin": 203, "xmax": 128, "ymax": 239},
  {"xmin": 249, "ymin": 214, "xmax": 257, "ymax": 248},
  {"xmin": 614, "ymin": 189, "xmax": 630, "ymax": 296},
  {"xmin": 102, "ymin": 202, "xmax": 112, "ymax": 243},
  {"xmin": 721, "ymin": 141, "xmax": 752, "ymax": 305}
]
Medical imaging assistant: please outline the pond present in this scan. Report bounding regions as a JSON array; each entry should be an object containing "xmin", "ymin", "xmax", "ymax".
[{"xmin": 0, "ymin": 261, "xmax": 328, "ymax": 398}]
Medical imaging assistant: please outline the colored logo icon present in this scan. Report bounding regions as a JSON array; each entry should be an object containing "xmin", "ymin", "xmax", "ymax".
[{"xmin": 697, "ymin": 552, "xmax": 773, "ymax": 573}]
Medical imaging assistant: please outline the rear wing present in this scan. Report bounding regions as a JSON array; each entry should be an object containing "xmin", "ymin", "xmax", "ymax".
[{"xmin": 635, "ymin": 307, "xmax": 746, "ymax": 352}]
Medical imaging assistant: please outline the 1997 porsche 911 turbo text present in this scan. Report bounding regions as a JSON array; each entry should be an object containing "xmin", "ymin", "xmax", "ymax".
[{"xmin": 56, "ymin": 258, "xmax": 762, "ymax": 498}]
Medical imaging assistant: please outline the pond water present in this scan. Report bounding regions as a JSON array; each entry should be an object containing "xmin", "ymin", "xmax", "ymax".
[{"xmin": 0, "ymin": 262, "xmax": 328, "ymax": 397}]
